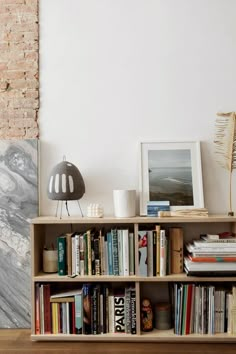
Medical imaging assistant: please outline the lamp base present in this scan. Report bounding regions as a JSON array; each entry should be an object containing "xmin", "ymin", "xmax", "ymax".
[{"xmin": 55, "ymin": 200, "xmax": 84, "ymax": 218}]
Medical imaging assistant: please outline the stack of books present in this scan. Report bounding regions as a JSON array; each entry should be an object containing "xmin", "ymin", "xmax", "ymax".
[{"xmin": 185, "ymin": 234, "xmax": 236, "ymax": 276}]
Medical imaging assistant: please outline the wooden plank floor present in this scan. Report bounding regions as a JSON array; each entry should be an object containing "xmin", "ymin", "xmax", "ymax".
[{"xmin": 1, "ymin": 330, "xmax": 236, "ymax": 354}]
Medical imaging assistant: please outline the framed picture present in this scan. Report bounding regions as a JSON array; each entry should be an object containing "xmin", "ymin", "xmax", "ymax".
[{"xmin": 139, "ymin": 141, "xmax": 204, "ymax": 215}]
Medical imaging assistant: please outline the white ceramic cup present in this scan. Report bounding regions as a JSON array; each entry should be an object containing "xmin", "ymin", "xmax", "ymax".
[
  {"xmin": 43, "ymin": 249, "xmax": 58, "ymax": 273},
  {"xmin": 113, "ymin": 189, "xmax": 136, "ymax": 217}
]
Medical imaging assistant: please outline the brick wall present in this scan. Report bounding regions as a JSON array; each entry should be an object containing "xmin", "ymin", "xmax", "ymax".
[{"xmin": 0, "ymin": 0, "xmax": 39, "ymax": 139}]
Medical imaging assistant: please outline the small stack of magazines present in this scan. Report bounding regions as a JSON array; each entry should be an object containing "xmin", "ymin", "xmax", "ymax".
[{"xmin": 185, "ymin": 233, "xmax": 236, "ymax": 276}]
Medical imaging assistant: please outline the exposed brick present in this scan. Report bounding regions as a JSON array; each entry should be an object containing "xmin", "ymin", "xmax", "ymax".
[
  {"xmin": 0, "ymin": 0, "xmax": 39, "ymax": 138},
  {"xmin": 9, "ymin": 118, "xmax": 37, "ymax": 128},
  {"xmin": 0, "ymin": 70, "xmax": 25, "ymax": 80},
  {"xmin": 25, "ymin": 127, "xmax": 38, "ymax": 138}
]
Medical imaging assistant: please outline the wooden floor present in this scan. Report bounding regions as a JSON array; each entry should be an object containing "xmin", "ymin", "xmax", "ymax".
[{"xmin": 1, "ymin": 330, "xmax": 236, "ymax": 354}]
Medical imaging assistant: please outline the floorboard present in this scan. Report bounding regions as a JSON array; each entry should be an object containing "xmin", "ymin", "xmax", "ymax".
[{"xmin": 1, "ymin": 330, "xmax": 236, "ymax": 354}]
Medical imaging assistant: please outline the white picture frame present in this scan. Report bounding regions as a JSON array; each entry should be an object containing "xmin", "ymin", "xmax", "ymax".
[{"xmin": 139, "ymin": 141, "xmax": 204, "ymax": 216}]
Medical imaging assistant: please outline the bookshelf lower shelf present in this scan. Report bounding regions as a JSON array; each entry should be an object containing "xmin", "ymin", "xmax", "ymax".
[{"xmin": 31, "ymin": 329, "xmax": 236, "ymax": 342}]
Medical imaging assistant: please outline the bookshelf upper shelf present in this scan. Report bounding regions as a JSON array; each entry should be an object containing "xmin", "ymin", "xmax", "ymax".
[{"xmin": 31, "ymin": 215, "xmax": 236, "ymax": 224}]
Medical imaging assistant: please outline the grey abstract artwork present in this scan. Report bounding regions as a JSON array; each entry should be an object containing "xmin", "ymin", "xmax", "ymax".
[{"xmin": 0, "ymin": 139, "xmax": 38, "ymax": 328}]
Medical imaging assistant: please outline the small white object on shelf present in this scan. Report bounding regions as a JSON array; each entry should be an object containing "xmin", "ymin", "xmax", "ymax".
[{"xmin": 87, "ymin": 203, "xmax": 103, "ymax": 218}]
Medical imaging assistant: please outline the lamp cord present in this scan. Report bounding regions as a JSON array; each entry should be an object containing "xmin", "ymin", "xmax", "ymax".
[{"xmin": 65, "ymin": 200, "xmax": 70, "ymax": 217}]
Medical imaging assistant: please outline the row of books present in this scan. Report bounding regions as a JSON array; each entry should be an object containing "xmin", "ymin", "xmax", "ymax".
[
  {"xmin": 138, "ymin": 226, "xmax": 183, "ymax": 277},
  {"xmin": 35, "ymin": 283, "xmax": 137, "ymax": 335},
  {"xmin": 185, "ymin": 233, "xmax": 236, "ymax": 276},
  {"xmin": 173, "ymin": 283, "xmax": 236, "ymax": 335},
  {"xmin": 57, "ymin": 229, "xmax": 135, "ymax": 276}
]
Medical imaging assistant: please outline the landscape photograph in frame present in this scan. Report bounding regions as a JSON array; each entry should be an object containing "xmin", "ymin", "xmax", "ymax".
[{"xmin": 139, "ymin": 141, "xmax": 204, "ymax": 215}]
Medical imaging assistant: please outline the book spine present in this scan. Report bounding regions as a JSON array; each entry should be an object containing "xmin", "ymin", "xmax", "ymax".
[
  {"xmin": 147, "ymin": 231, "xmax": 153, "ymax": 276},
  {"xmin": 152, "ymin": 230, "xmax": 156, "ymax": 276},
  {"xmin": 170, "ymin": 227, "xmax": 183, "ymax": 274},
  {"xmin": 71, "ymin": 236, "xmax": 75, "ymax": 275},
  {"xmin": 66, "ymin": 233, "xmax": 72, "ymax": 276},
  {"xmin": 94, "ymin": 234, "xmax": 100, "ymax": 275},
  {"xmin": 83, "ymin": 233, "xmax": 88, "ymax": 275},
  {"xmin": 99, "ymin": 291, "xmax": 104, "ymax": 334},
  {"xmin": 57, "ymin": 236, "xmax": 67, "ymax": 276},
  {"xmin": 100, "ymin": 233, "xmax": 105, "ymax": 276},
  {"xmin": 43, "ymin": 284, "xmax": 51, "ymax": 334},
  {"xmin": 71, "ymin": 302, "xmax": 76, "ymax": 334},
  {"xmin": 35, "ymin": 283, "xmax": 40, "ymax": 334},
  {"xmin": 114, "ymin": 293, "xmax": 125, "ymax": 333},
  {"xmin": 107, "ymin": 232, "xmax": 113, "ymax": 275},
  {"xmin": 87, "ymin": 230, "xmax": 92, "ymax": 276},
  {"xmin": 160, "ymin": 230, "xmax": 166, "ymax": 277},
  {"xmin": 118, "ymin": 230, "xmax": 124, "ymax": 276},
  {"xmin": 130, "ymin": 288, "xmax": 136, "ymax": 334},
  {"xmin": 112, "ymin": 229, "xmax": 119, "ymax": 276},
  {"xmin": 122, "ymin": 229, "xmax": 129, "ymax": 276},
  {"xmin": 75, "ymin": 234, "xmax": 80, "ymax": 275},
  {"xmin": 125, "ymin": 287, "xmax": 131, "ymax": 333},
  {"xmin": 40, "ymin": 284, "xmax": 45, "ymax": 334},
  {"xmin": 129, "ymin": 232, "xmax": 135, "ymax": 276},
  {"xmin": 156, "ymin": 225, "xmax": 160, "ymax": 276},
  {"xmin": 91, "ymin": 233, "xmax": 95, "ymax": 275},
  {"xmin": 83, "ymin": 284, "xmax": 92, "ymax": 334},
  {"xmin": 108, "ymin": 292, "xmax": 114, "ymax": 333},
  {"xmin": 92, "ymin": 286, "xmax": 98, "ymax": 334},
  {"xmin": 79, "ymin": 234, "xmax": 85, "ymax": 276},
  {"xmin": 75, "ymin": 292, "xmax": 83, "ymax": 334},
  {"xmin": 138, "ymin": 231, "xmax": 148, "ymax": 277}
]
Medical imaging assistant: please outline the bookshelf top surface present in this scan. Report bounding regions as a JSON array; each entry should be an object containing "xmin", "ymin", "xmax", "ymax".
[{"xmin": 31, "ymin": 215, "xmax": 236, "ymax": 224}]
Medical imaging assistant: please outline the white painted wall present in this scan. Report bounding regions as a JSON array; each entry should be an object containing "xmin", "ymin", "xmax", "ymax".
[{"xmin": 39, "ymin": 0, "xmax": 236, "ymax": 216}]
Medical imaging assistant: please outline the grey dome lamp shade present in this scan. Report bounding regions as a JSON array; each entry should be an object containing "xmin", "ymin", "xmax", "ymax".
[{"xmin": 47, "ymin": 157, "xmax": 85, "ymax": 217}]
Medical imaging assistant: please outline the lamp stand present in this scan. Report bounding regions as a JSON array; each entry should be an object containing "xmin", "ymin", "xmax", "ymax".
[{"xmin": 55, "ymin": 200, "xmax": 84, "ymax": 219}]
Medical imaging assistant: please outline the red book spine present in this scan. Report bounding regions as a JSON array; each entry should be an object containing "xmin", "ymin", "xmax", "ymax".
[
  {"xmin": 43, "ymin": 284, "xmax": 51, "ymax": 334},
  {"xmin": 189, "ymin": 256, "xmax": 236, "ymax": 262},
  {"xmin": 185, "ymin": 284, "xmax": 193, "ymax": 335}
]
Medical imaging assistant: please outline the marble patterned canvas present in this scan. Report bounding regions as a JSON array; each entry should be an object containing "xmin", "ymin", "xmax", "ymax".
[{"xmin": 0, "ymin": 139, "xmax": 38, "ymax": 328}]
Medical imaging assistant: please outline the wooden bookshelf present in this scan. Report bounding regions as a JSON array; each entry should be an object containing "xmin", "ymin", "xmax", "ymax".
[{"xmin": 31, "ymin": 215, "xmax": 236, "ymax": 342}]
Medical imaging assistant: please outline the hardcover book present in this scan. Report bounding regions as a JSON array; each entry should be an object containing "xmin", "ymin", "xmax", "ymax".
[
  {"xmin": 170, "ymin": 227, "xmax": 183, "ymax": 274},
  {"xmin": 114, "ymin": 291, "xmax": 125, "ymax": 333},
  {"xmin": 138, "ymin": 231, "xmax": 148, "ymax": 277},
  {"xmin": 57, "ymin": 235, "xmax": 67, "ymax": 276}
]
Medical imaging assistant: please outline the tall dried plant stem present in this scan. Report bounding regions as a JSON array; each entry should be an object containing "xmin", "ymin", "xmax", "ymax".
[
  {"xmin": 215, "ymin": 112, "xmax": 236, "ymax": 216},
  {"xmin": 229, "ymin": 171, "xmax": 233, "ymax": 215}
]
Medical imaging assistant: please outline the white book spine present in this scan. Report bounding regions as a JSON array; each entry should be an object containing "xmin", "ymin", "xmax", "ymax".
[
  {"xmin": 66, "ymin": 302, "xmax": 70, "ymax": 334},
  {"xmin": 160, "ymin": 230, "xmax": 166, "ymax": 276},
  {"xmin": 75, "ymin": 234, "xmax": 80, "ymax": 275},
  {"xmin": 122, "ymin": 229, "xmax": 129, "ymax": 276},
  {"xmin": 108, "ymin": 294, "xmax": 114, "ymax": 333},
  {"xmin": 129, "ymin": 232, "xmax": 135, "ymax": 275},
  {"xmin": 71, "ymin": 236, "xmax": 76, "ymax": 275}
]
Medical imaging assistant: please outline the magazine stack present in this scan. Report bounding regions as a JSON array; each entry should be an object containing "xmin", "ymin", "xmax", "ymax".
[{"xmin": 184, "ymin": 233, "xmax": 236, "ymax": 276}]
